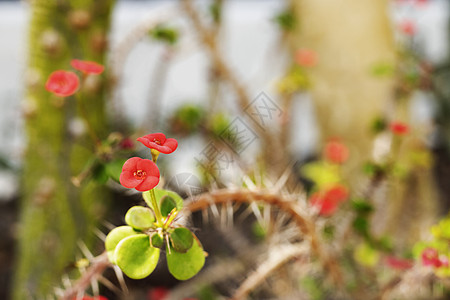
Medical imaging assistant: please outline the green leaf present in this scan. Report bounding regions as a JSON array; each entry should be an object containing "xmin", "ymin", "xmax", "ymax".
[
  {"xmin": 160, "ymin": 196, "xmax": 178, "ymax": 217},
  {"xmin": 151, "ymin": 233, "xmax": 164, "ymax": 249},
  {"xmin": 273, "ymin": 10, "xmax": 296, "ymax": 31},
  {"xmin": 170, "ymin": 227, "xmax": 194, "ymax": 253},
  {"xmin": 354, "ymin": 242, "xmax": 379, "ymax": 267},
  {"xmin": 351, "ymin": 199, "xmax": 374, "ymax": 215},
  {"xmin": 92, "ymin": 163, "xmax": 109, "ymax": 184},
  {"xmin": 125, "ymin": 206, "xmax": 155, "ymax": 230},
  {"xmin": 105, "ymin": 226, "xmax": 139, "ymax": 263},
  {"xmin": 115, "ymin": 234, "xmax": 160, "ymax": 279},
  {"xmin": 105, "ymin": 158, "xmax": 127, "ymax": 182},
  {"xmin": 144, "ymin": 189, "xmax": 184, "ymax": 213},
  {"xmin": 150, "ymin": 24, "xmax": 179, "ymax": 45},
  {"xmin": 166, "ymin": 234, "xmax": 205, "ymax": 280},
  {"xmin": 301, "ymin": 162, "xmax": 341, "ymax": 189}
]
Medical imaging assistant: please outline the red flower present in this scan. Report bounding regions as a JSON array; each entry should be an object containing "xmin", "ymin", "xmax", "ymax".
[
  {"xmin": 148, "ymin": 287, "xmax": 169, "ymax": 300},
  {"xmin": 71, "ymin": 59, "xmax": 105, "ymax": 75},
  {"xmin": 119, "ymin": 157, "xmax": 160, "ymax": 192},
  {"xmin": 385, "ymin": 256, "xmax": 414, "ymax": 270},
  {"xmin": 310, "ymin": 185, "xmax": 349, "ymax": 216},
  {"xmin": 76, "ymin": 296, "xmax": 108, "ymax": 300},
  {"xmin": 324, "ymin": 139, "xmax": 349, "ymax": 164},
  {"xmin": 295, "ymin": 49, "xmax": 317, "ymax": 67},
  {"xmin": 120, "ymin": 137, "xmax": 135, "ymax": 150},
  {"xmin": 390, "ymin": 121, "xmax": 409, "ymax": 136},
  {"xmin": 399, "ymin": 20, "xmax": 416, "ymax": 36},
  {"xmin": 45, "ymin": 70, "xmax": 79, "ymax": 97},
  {"xmin": 421, "ymin": 247, "xmax": 442, "ymax": 268},
  {"xmin": 137, "ymin": 133, "xmax": 178, "ymax": 154}
]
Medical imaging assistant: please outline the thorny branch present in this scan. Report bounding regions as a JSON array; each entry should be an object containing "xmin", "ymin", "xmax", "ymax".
[
  {"xmin": 58, "ymin": 252, "xmax": 111, "ymax": 300},
  {"xmin": 184, "ymin": 189, "xmax": 345, "ymax": 288},
  {"xmin": 180, "ymin": 0, "xmax": 273, "ymax": 149}
]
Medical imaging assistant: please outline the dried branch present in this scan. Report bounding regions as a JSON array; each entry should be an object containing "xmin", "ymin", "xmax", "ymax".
[
  {"xmin": 180, "ymin": 0, "xmax": 273, "ymax": 148},
  {"xmin": 58, "ymin": 252, "xmax": 111, "ymax": 300},
  {"xmin": 184, "ymin": 189, "xmax": 345, "ymax": 288},
  {"xmin": 231, "ymin": 243, "xmax": 307, "ymax": 300}
]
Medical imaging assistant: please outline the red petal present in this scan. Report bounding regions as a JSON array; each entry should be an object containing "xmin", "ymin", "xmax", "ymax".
[
  {"xmin": 119, "ymin": 171, "xmax": 141, "ymax": 188},
  {"xmin": 71, "ymin": 59, "xmax": 104, "ymax": 75},
  {"xmin": 122, "ymin": 157, "xmax": 140, "ymax": 172},
  {"xmin": 45, "ymin": 71, "xmax": 79, "ymax": 97}
]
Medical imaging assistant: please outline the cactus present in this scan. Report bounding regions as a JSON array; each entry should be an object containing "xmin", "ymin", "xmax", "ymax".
[{"xmin": 13, "ymin": 0, "xmax": 115, "ymax": 299}]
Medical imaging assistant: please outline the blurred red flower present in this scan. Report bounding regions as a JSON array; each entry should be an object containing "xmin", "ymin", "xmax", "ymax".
[
  {"xmin": 390, "ymin": 121, "xmax": 409, "ymax": 136},
  {"xmin": 76, "ymin": 296, "xmax": 108, "ymax": 300},
  {"xmin": 385, "ymin": 256, "xmax": 414, "ymax": 270},
  {"xmin": 71, "ymin": 59, "xmax": 105, "ymax": 75},
  {"xmin": 137, "ymin": 133, "xmax": 178, "ymax": 154},
  {"xmin": 148, "ymin": 287, "xmax": 169, "ymax": 300},
  {"xmin": 324, "ymin": 139, "xmax": 349, "ymax": 164},
  {"xmin": 294, "ymin": 49, "xmax": 317, "ymax": 67},
  {"xmin": 119, "ymin": 157, "xmax": 160, "ymax": 192},
  {"xmin": 119, "ymin": 137, "xmax": 135, "ymax": 150},
  {"xmin": 45, "ymin": 70, "xmax": 79, "ymax": 97},
  {"xmin": 399, "ymin": 20, "xmax": 416, "ymax": 36},
  {"xmin": 310, "ymin": 185, "xmax": 349, "ymax": 216},
  {"xmin": 421, "ymin": 247, "xmax": 442, "ymax": 268}
]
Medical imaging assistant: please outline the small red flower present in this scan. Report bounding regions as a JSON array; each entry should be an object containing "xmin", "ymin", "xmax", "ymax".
[
  {"xmin": 137, "ymin": 133, "xmax": 178, "ymax": 154},
  {"xmin": 45, "ymin": 70, "xmax": 79, "ymax": 97},
  {"xmin": 390, "ymin": 121, "xmax": 409, "ymax": 136},
  {"xmin": 148, "ymin": 287, "xmax": 169, "ymax": 300},
  {"xmin": 385, "ymin": 256, "xmax": 414, "ymax": 270},
  {"xmin": 76, "ymin": 296, "xmax": 108, "ymax": 300},
  {"xmin": 421, "ymin": 247, "xmax": 442, "ymax": 268},
  {"xmin": 324, "ymin": 139, "xmax": 349, "ymax": 164},
  {"xmin": 295, "ymin": 49, "xmax": 317, "ymax": 67},
  {"xmin": 310, "ymin": 185, "xmax": 348, "ymax": 216},
  {"xmin": 399, "ymin": 20, "xmax": 416, "ymax": 36},
  {"xmin": 120, "ymin": 137, "xmax": 135, "ymax": 150},
  {"xmin": 71, "ymin": 59, "xmax": 105, "ymax": 75},
  {"xmin": 119, "ymin": 157, "xmax": 160, "ymax": 192}
]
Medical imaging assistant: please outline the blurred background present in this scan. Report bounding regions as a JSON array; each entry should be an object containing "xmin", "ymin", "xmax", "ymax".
[{"xmin": 0, "ymin": 0, "xmax": 449, "ymax": 299}]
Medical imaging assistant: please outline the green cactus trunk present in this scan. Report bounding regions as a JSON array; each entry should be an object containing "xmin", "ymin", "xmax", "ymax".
[{"xmin": 13, "ymin": 0, "xmax": 115, "ymax": 299}]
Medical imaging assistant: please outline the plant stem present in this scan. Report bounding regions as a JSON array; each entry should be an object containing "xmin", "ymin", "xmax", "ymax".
[{"xmin": 150, "ymin": 189, "xmax": 164, "ymax": 226}]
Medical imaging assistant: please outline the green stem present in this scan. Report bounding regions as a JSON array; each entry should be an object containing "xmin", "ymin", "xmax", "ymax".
[{"xmin": 149, "ymin": 189, "xmax": 164, "ymax": 226}]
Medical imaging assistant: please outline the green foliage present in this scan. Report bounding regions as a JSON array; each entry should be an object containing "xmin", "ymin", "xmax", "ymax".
[
  {"xmin": 105, "ymin": 158, "xmax": 128, "ymax": 182},
  {"xmin": 160, "ymin": 195, "xmax": 178, "ymax": 217},
  {"xmin": 170, "ymin": 104, "xmax": 205, "ymax": 135},
  {"xmin": 115, "ymin": 234, "xmax": 160, "ymax": 279},
  {"xmin": 125, "ymin": 206, "xmax": 155, "ymax": 230},
  {"xmin": 273, "ymin": 9, "xmax": 296, "ymax": 31},
  {"xmin": 106, "ymin": 188, "xmax": 205, "ymax": 280},
  {"xmin": 150, "ymin": 24, "xmax": 179, "ymax": 45},
  {"xmin": 166, "ymin": 235, "xmax": 206, "ymax": 280},
  {"xmin": 170, "ymin": 227, "xmax": 194, "ymax": 253},
  {"xmin": 105, "ymin": 226, "xmax": 139, "ymax": 263},
  {"xmin": 301, "ymin": 161, "xmax": 341, "ymax": 189}
]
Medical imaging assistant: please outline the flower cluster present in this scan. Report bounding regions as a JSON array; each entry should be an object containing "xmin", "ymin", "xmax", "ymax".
[
  {"xmin": 310, "ymin": 185, "xmax": 349, "ymax": 216},
  {"xmin": 119, "ymin": 133, "xmax": 178, "ymax": 192},
  {"xmin": 421, "ymin": 247, "xmax": 449, "ymax": 269},
  {"xmin": 45, "ymin": 59, "xmax": 104, "ymax": 97}
]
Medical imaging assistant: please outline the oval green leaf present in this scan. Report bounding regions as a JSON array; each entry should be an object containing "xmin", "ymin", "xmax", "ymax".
[
  {"xmin": 151, "ymin": 233, "xmax": 164, "ymax": 249},
  {"xmin": 143, "ymin": 189, "xmax": 184, "ymax": 213},
  {"xmin": 166, "ymin": 234, "xmax": 205, "ymax": 280},
  {"xmin": 105, "ymin": 226, "xmax": 139, "ymax": 263},
  {"xmin": 170, "ymin": 227, "xmax": 194, "ymax": 253},
  {"xmin": 115, "ymin": 234, "xmax": 160, "ymax": 279},
  {"xmin": 125, "ymin": 206, "xmax": 155, "ymax": 230},
  {"xmin": 160, "ymin": 196, "xmax": 177, "ymax": 217}
]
